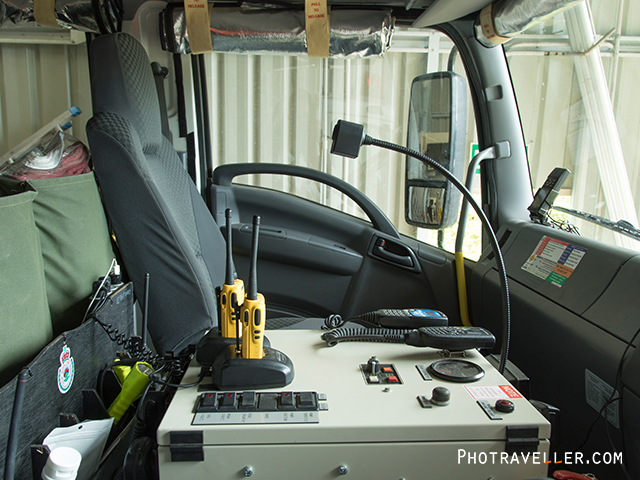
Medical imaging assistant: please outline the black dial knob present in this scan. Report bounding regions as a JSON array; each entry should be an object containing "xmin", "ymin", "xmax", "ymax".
[
  {"xmin": 431, "ymin": 386, "xmax": 451, "ymax": 406},
  {"xmin": 495, "ymin": 399, "xmax": 515, "ymax": 413}
]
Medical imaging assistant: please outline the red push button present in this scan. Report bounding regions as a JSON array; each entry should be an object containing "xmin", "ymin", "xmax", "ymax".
[
  {"xmin": 387, "ymin": 376, "xmax": 399, "ymax": 383},
  {"xmin": 202, "ymin": 393, "xmax": 216, "ymax": 407}
]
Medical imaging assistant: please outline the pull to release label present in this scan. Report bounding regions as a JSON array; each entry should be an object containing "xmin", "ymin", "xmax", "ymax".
[
  {"xmin": 305, "ymin": 0, "xmax": 330, "ymax": 57},
  {"xmin": 184, "ymin": 0, "xmax": 213, "ymax": 54}
]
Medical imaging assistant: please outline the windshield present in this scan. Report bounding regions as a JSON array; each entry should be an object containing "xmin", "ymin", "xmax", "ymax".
[
  {"xmin": 205, "ymin": 27, "xmax": 483, "ymax": 258},
  {"xmin": 506, "ymin": 0, "xmax": 640, "ymax": 252}
]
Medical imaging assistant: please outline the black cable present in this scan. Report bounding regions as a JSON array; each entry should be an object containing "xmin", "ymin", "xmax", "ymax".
[
  {"xmin": 574, "ymin": 324, "xmax": 640, "ymax": 477},
  {"xmin": 89, "ymin": 280, "xmax": 195, "ymax": 387},
  {"xmin": 575, "ymin": 396, "xmax": 617, "ymax": 454},
  {"xmin": 603, "ymin": 398, "xmax": 632, "ymax": 480},
  {"xmin": 4, "ymin": 369, "xmax": 30, "ymax": 480},
  {"xmin": 148, "ymin": 368, "xmax": 206, "ymax": 389},
  {"xmin": 120, "ymin": 362, "xmax": 201, "ymax": 456},
  {"xmin": 113, "ymin": 380, "xmax": 154, "ymax": 480},
  {"xmin": 131, "ymin": 364, "xmax": 204, "ymax": 436},
  {"xmin": 90, "ymin": 313, "xmax": 161, "ymax": 367},
  {"xmin": 85, "ymin": 288, "xmax": 109, "ymax": 322},
  {"xmin": 547, "ymin": 213, "xmax": 580, "ymax": 235},
  {"xmin": 363, "ymin": 135, "xmax": 511, "ymax": 374},
  {"xmin": 132, "ymin": 375, "xmax": 163, "ymax": 442},
  {"xmin": 82, "ymin": 259, "xmax": 117, "ymax": 323},
  {"xmin": 113, "ymin": 467, "xmax": 124, "ymax": 480},
  {"xmin": 91, "ymin": 311, "xmax": 192, "ymax": 378},
  {"xmin": 350, "ymin": 311, "xmax": 377, "ymax": 326},
  {"xmin": 322, "ymin": 312, "xmax": 398, "ymax": 330},
  {"xmin": 322, "ymin": 328, "xmax": 410, "ymax": 347},
  {"xmin": 142, "ymin": 273, "xmax": 150, "ymax": 349},
  {"xmin": 570, "ymin": 396, "xmax": 631, "ymax": 480},
  {"xmin": 322, "ymin": 314, "xmax": 345, "ymax": 330}
]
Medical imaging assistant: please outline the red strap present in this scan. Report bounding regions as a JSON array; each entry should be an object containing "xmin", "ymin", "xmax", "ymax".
[{"xmin": 553, "ymin": 470, "xmax": 597, "ymax": 480}]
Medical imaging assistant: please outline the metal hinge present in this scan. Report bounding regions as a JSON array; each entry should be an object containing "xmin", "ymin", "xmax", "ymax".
[
  {"xmin": 170, "ymin": 431, "xmax": 204, "ymax": 462},
  {"xmin": 505, "ymin": 425, "xmax": 540, "ymax": 454}
]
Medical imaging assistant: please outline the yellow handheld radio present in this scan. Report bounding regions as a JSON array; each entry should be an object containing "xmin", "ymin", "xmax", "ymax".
[
  {"xmin": 220, "ymin": 209, "xmax": 244, "ymax": 339},
  {"xmin": 241, "ymin": 215, "xmax": 266, "ymax": 359}
]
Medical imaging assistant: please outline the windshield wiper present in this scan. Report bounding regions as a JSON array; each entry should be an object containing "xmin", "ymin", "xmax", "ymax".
[{"xmin": 551, "ymin": 205, "xmax": 640, "ymax": 243}]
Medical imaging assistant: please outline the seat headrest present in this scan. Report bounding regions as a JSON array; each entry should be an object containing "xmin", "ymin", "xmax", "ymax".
[{"xmin": 89, "ymin": 32, "xmax": 163, "ymax": 146}]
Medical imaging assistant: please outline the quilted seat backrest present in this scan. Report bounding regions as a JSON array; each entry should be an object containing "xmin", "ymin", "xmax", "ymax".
[{"xmin": 87, "ymin": 32, "xmax": 226, "ymax": 354}]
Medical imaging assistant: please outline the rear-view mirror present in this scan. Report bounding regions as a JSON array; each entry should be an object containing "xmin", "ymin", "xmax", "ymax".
[{"xmin": 405, "ymin": 72, "xmax": 467, "ymax": 230}]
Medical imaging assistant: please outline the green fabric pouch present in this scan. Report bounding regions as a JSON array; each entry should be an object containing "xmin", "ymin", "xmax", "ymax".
[
  {"xmin": 28, "ymin": 173, "xmax": 116, "ymax": 335},
  {"xmin": 0, "ymin": 183, "xmax": 53, "ymax": 387}
]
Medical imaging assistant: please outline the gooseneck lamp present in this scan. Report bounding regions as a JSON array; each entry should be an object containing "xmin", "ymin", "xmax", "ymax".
[{"xmin": 330, "ymin": 120, "xmax": 511, "ymax": 375}]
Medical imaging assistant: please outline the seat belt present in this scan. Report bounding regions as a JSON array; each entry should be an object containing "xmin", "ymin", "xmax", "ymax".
[{"xmin": 151, "ymin": 62, "xmax": 172, "ymax": 142}]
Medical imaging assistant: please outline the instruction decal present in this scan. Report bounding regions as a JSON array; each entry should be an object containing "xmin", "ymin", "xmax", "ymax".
[
  {"xmin": 521, "ymin": 236, "xmax": 587, "ymax": 287},
  {"xmin": 464, "ymin": 385, "xmax": 523, "ymax": 401},
  {"xmin": 585, "ymin": 369, "xmax": 619, "ymax": 428}
]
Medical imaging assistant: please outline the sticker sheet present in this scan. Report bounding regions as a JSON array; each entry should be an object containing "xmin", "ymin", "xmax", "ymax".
[{"xmin": 521, "ymin": 236, "xmax": 587, "ymax": 287}]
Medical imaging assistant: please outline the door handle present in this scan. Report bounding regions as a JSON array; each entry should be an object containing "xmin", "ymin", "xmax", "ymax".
[
  {"xmin": 373, "ymin": 240, "xmax": 414, "ymax": 267},
  {"xmin": 369, "ymin": 236, "xmax": 421, "ymax": 272}
]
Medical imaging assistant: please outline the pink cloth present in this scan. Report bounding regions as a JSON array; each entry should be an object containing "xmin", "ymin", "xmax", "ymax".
[{"xmin": 9, "ymin": 142, "xmax": 91, "ymax": 181}]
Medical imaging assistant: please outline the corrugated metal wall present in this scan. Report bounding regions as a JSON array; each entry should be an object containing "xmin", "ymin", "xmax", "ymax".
[
  {"xmin": 0, "ymin": 38, "xmax": 431, "ymax": 237},
  {"xmin": 0, "ymin": 41, "xmax": 91, "ymax": 156},
  {"xmin": 205, "ymin": 50, "xmax": 429, "ymax": 236}
]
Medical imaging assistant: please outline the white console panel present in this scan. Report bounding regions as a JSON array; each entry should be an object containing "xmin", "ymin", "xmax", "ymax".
[{"xmin": 157, "ymin": 330, "xmax": 551, "ymax": 479}]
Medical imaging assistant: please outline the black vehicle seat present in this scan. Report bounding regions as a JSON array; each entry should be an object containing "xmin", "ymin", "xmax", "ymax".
[{"xmin": 86, "ymin": 32, "xmax": 226, "ymax": 355}]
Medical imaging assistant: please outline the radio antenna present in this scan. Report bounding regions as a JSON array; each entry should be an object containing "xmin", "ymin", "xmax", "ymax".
[
  {"xmin": 225, "ymin": 209, "xmax": 235, "ymax": 286},
  {"xmin": 247, "ymin": 215, "xmax": 260, "ymax": 301}
]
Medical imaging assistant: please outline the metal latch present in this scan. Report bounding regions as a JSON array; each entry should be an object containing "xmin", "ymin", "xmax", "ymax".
[
  {"xmin": 170, "ymin": 431, "xmax": 204, "ymax": 462},
  {"xmin": 505, "ymin": 425, "xmax": 540, "ymax": 454}
]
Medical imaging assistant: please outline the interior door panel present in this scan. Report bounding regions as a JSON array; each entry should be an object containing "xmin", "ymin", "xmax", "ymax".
[
  {"xmin": 209, "ymin": 164, "xmax": 460, "ymax": 323},
  {"xmin": 232, "ymin": 224, "xmax": 363, "ymax": 276}
]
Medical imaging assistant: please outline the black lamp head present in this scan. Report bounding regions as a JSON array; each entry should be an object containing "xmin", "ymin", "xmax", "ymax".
[{"xmin": 331, "ymin": 120, "xmax": 366, "ymax": 158}]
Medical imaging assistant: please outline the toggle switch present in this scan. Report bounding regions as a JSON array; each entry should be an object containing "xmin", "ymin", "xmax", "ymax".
[{"xmin": 367, "ymin": 356, "xmax": 380, "ymax": 374}]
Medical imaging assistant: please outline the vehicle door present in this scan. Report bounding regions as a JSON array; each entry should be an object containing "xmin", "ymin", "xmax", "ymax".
[{"xmin": 201, "ymin": 28, "xmax": 475, "ymax": 325}]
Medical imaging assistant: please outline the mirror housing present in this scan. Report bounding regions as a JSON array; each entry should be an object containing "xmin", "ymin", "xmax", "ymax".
[{"xmin": 405, "ymin": 72, "xmax": 467, "ymax": 229}]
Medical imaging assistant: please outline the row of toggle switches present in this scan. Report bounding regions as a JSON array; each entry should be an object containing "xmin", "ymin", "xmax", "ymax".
[{"xmin": 195, "ymin": 391, "xmax": 325, "ymax": 413}]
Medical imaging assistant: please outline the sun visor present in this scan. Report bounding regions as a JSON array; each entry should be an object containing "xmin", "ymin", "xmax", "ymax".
[
  {"xmin": 161, "ymin": 5, "xmax": 394, "ymax": 57},
  {"xmin": 475, "ymin": 0, "xmax": 582, "ymax": 47},
  {"xmin": 0, "ymin": 0, "xmax": 122, "ymax": 33}
]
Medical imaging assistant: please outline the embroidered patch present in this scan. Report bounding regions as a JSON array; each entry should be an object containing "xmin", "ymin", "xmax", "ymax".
[{"xmin": 57, "ymin": 344, "xmax": 75, "ymax": 394}]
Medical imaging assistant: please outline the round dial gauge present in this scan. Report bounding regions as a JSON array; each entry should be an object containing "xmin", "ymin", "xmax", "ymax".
[{"xmin": 427, "ymin": 359, "xmax": 485, "ymax": 383}]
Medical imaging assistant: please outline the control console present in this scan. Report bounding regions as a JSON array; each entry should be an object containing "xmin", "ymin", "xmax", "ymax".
[{"xmin": 157, "ymin": 330, "xmax": 551, "ymax": 479}]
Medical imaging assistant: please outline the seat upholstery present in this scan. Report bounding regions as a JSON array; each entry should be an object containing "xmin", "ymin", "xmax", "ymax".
[{"xmin": 87, "ymin": 32, "xmax": 226, "ymax": 354}]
